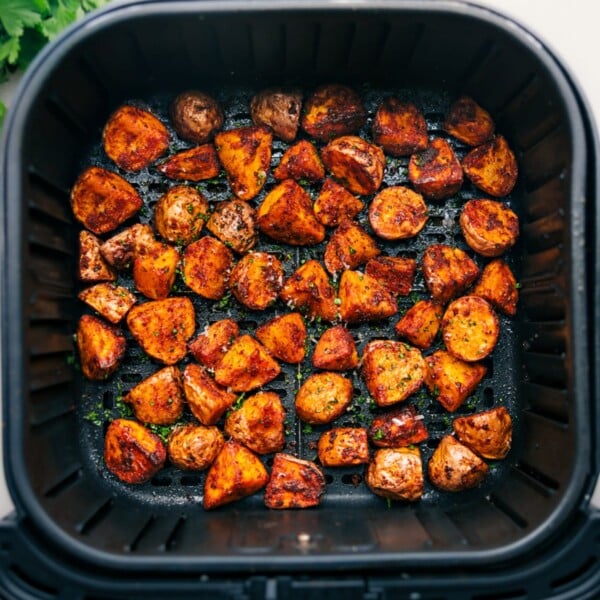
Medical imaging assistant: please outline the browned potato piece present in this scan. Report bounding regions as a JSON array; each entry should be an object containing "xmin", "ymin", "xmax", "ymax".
[
  {"xmin": 76, "ymin": 314, "xmax": 126, "ymax": 381},
  {"xmin": 428, "ymin": 435, "xmax": 488, "ymax": 492},
  {"xmin": 257, "ymin": 179, "xmax": 325, "ymax": 246},
  {"xmin": 472, "ymin": 259, "xmax": 518, "ymax": 316},
  {"xmin": 295, "ymin": 372, "xmax": 353, "ymax": 425},
  {"xmin": 321, "ymin": 136, "xmax": 385, "ymax": 196},
  {"xmin": 312, "ymin": 325, "xmax": 358, "ymax": 371},
  {"xmin": 462, "ymin": 135, "xmax": 518, "ymax": 197},
  {"xmin": 214, "ymin": 126, "xmax": 272, "ymax": 201},
  {"xmin": 156, "ymin": 145, "xmax": 221, "ymax": 182},
  {"xmin": 453, "ymin": 406, "xmax": 512, "ymax": 460},
  {"xmin": 369, "ymin": 186, "xmax": 428, "ymax": 240},
  {"xmin": 317, "ymin": 428, "xmax": 369, "ymax": 467},
  {"xmin": 78, "ymin": 231, "xmax": 116, "ymax": 282},
  {"xmin": 459, "ymin": 199, "xmax": 519, "ymax": 257},
  {"xmin": 154, "ymin": 186, "xmax": 209, "ymax": 244},
  {"xmin": 133, "ymin": 242, "xmax": 179, "ymax": 300},
  {"xmin": 313, "ymin": 178, "xmax": 364, "ymax": 227},
  {"xmin": 443, "ymin": 96, "xmax": 495, "ymax": 146},
  {"xmin": 369, "ymin": 406, "xmax": 428, "ymax": 448},
  {"xmin": 301, "ymin": 84, "xmax": 366, "ymax": 141},
  {"xmin": 250, "ymin": 88, "xmax": 302, "ymax": 142},
  {"xmin": 167, "ymin": 424, "xmax": 224, "ymax": 471},
  {"xmin": 366, "ymin": 447, "xmax": 423, "ymax": 502},
  {"xmin": 188, "ymin": 319, "xmax": 239, "ymax": 369},
  {"xmin": 183, "ymin": 363, "xmax": 236, "ymax": 425},
  {"xmin": 78, "ymin": 283, "xmax": 136, "ymax": 324},
  {"xmin": 71, "ymin": 167, "xmax": 142, "ymax": 235},
  {"xmin": 442, "ymin": 296, "xmax": 499, "ymax": 362},
  {"xmin": 408, "ymin": 138, "xmax": 463, "ymax": 200},
  {"xmin": 183, "ymin": 237, "xmax": 234, "ymax": 300},
  {"xmin": 124, "ymin": 366, "xmax": 184, "ymax": 425},
  {"xmin": 424, "ymin": 349, "xmax": 487, "ymax": 412},
  {"xmin": 224, "ymin": 391, "xmax": 285, "ymax": 454},
  {"xmin": 127, "ymin": 297, "xmax": 195, "ymax": 364},
  {"xmin": 104, "ymin": 419, "xmax": 166, "ymax": 484},
  {"xmin": 264, "ymin": 454, "xmax": 326, "ymax": 509},
  {"xmin": 206, "ymin": 198, "xmax": 257, "ymax": 254},
  {"xmin": 170, "ymin": 91, "xmax": 224, "ymax": 144},
  {"xmin": 103, "ymin": 105, "xmax": 169, "ymax": 171},
  {"xmin": 273, "ymin": 140, "xmax": 325, "ymax": 182},
  {"xmin": 100, "ymin": 223, "xmax": 155, "ymax": 269},
  {"xmin": 372, "ymin": 99, "xmax": 428, "ymax": 157},
  {"xmin": 214, "ymin": 335, "xmax": 281, "ymax": 392},
  {"xmin": 230, "ymin": 252, "xmax": 284, "ymax": 310},
  {"xmin": 279, "ymin": 260, "xmax": 338, "ymax": 322},
  {"xmin": 365, "ymin": 256, "xmax": 416, "ymax": 297},
  {"xmin": 324, "ymin": 219, "xmax": 380, "ymax": 275},
  {"xmin": 362, "ymin": 340, "xmax": 425, "ymax": 407},
  {"xmin": 394, "ymin": 299, "xmax": 443, "ymax": 349},
  {"xmin": 422, "ymin": 244, "xmax": 480, "ymax": 305},
  {"xmin": 255, "ymin": 312, "xmax": 306, "ymax": 364},
  {"xmin": 203, "ymin": 440, "xmax": 269, "ymax": 510},
  {"xmin": 338, "ymin": 270, "xmax": 397, "ymax": 323}
]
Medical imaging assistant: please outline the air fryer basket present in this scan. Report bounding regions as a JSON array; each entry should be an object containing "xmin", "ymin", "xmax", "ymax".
[{"xmin": 1, "ymin": 0, "xmax": 596, "ymax": 577}]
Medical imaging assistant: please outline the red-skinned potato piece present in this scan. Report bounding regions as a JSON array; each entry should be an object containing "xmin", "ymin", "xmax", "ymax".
[
  {"xmin": 250, "ymin": 88, "xmax": 302, "ymax": 143},
  {"xmin": 77, "ymin": 314, "xmax": 126, "ymax": 381},
  {"xmin": 183, "ymin": 237, "xmax": 234, "ymax": 300},
  {"xmin": 443, "ymin": 96, "xmax": 495, "ymax": 146},
  {"xmin": 170, "ymin": 91, "xmax": 224, "ymax": 144},
  {"xmin": 338, "ymin": 270, "xmax": 397, "ymax": 323},
  {"xmin": 369, "ymin": 186, "xmax": 428, "ymax": 240},
  {"xmin": 154, "ymin": 186, "xmax": 209, "ymax": 244},
  {"xmin": 313, "ymin": 178, "xmax": 364, "ymax": 227},
  {"xmin": 255, "ymin": 312, "xmax": 307, "ymax": 364},
  {"xmin": 366, "ymin": 447, "xmax": 424, "ymax": 502},
  {"xmin": 453, "ymin": 406, "xmax": 512, "ymax": 460},
  {"xmin": 369, "ymin": 405, "xmax": 428, "ymax": 448},
  {"xmin": 156, "ymin": 145, "xmax": 220, "ymax": 182},
  {"xmin": 206, "ymin": 199, "xmax": 257, "ymax": 254},
  {"xmin": 167, "ymin": 424, "xmax": 224, "ymax": 471},
  {"xmin": 188, "ymin": 319, "xmax": 239, "ymax": 369},
  {"xmin": 395, "ymin": 299, "xmax": 443, "ymax": 349},
  {"xmin": 365, "ymin": 256, "xmax": 416, "ymax": 297},
  {"xmin": 372, "ymin": 99, "xmax": 428, "ymax": 156},
  {"xmin": 273, "ymin": 140, "xmax": 325, "ymax": 182},
  {"xmin": 100, "ymin": 224, "xmax": 155, "ymax": 270},
  {"xmin": 312, "ymin": 325, "xmax": 358, "ymax": 371},
  {"xmin": 78, "ymin": 231, "xmax": 116, "ymax": 282}
]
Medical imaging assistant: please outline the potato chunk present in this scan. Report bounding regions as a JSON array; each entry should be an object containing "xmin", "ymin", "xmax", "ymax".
[
  {"xmin": 372, "ymin": 99, "xmax": 428, "ymax": 156},
  {"xmin": 295, "ymin": 372, "xmax": 353, "ymax": 424},
  {"xmin": 203, "ymin": 440, "xmax": 269, "ymax": 510},
  {"xmin": 264, "ymin": 454, "xmax": 326, "ymax": 509},
  {"xmin": 188, "ymin": 319, "xmax": 239, "ymax": 369},
  {"xmin": 394, "ymin": 299, "xmax": 443, "ymax": 349},
  {"xmin": 206, "ymin": 199, "xmax": 257, "ymax": 254},
  {"xmin": 214, "ymin": 126, "xmax": 272, "ymax": 201},
  {"xmin": 167, "ymin": 424, "xmax": 224, "ymax": 471},
  {"xmin": 154, "ymin": 186, "xmax": 209, "ymax": 244},
  {"xmin": 250, "ymin": 88, "xmax": 302, "ymax": 142},
  {"xmin": 321, "ymin": 136, "xmax": 385, "ymax": 196},
  {"xmin": 77, "ymin": 314, "xmax": 126, "ymax": 381},
  {"xmin": 312, "ymin": 325, "xmax": 358, "ymax": 371},
  {"xmin": 183, "ymin": 237, "xmax": 234, "ymax": 300},
  {"xmin": 443, "ymin": 96, "xmax": 495, "ymax": 146},
  {"xmin": 369, "ymin": 406, "xmax": 428, "ymax": 448},
  {"xmin": 71, "ymin": 167, "xmax": 142, "ymax": 235},
  {"xmin": 428, "ymin": 435, "xmax": 488, "ymax": 492},
  {"xmin": 78, "ymin": 231, "xmax": 116, "ymax": 282},
  {"xmin": 255, "ymin": 312, "xmax": 307, "ymax": 364},
  {"xmin": 317, "ymin": 428, "xmax": 369, "ymax": 467},
  {"xmin": 133, "ymin": 242, "xmax": 179, "ymax": 300},
  {"xmin": 170, "ymin": 91, "xmax": 224, "ymax": 144},
  {"xmin": 78, "ymin": 283, "xmax": 136, "ymax": 324},
  {"xmin": 273, "ymin": 140, "xmax": 325, "ymax": 182},
  {"xmin": 224, "ymin": 391, "xmax": 286, "ymax": 454},
  {"xmin": 365, "ymin": 256, "xmax": 416, "ymax": 297},
  {"xmin": 156, "ymin": 145, "xmax": 220, "ymax": 182},
  {"xmin": 362, "ymin": 340, "xmax": 425, "ymax": 407},
  {"xmin": 366, "ymin": 447, "xmax": 423, "ymax": 502},
  {"xmin": 230, "ymin": 252, "xmax": 284, "ymax": 310},
  {"xmin": 472, "ymin": 259, "xmax": 518, "ymax": 316},
  {"xmin": 104, "ymin": 419, "xmax": 166, "ymax": 484},
  {"xmin": 453, "ymin": 406, "xmax": 512, "ymax": 460},
  {"xmin": 324, "ymin": 219, "xmax": 380, "ymax": 275},
  {"xmin": 100, "ymin": 223, "xmax": 155, "ymax": 269},
  {"xmin": 183, "ymin": 363, "xmax": 236, "ymax": 425},
  {"xmin": 338, "ymin": 270, "xmax": 397, "ymax": 323},
  {"xmin": 369, "ymin": 186, "xmax": 428, "ymax": 240},
  {"xmin": 313, "ymin": 178, "xmax": 364, "ymax": 227}
]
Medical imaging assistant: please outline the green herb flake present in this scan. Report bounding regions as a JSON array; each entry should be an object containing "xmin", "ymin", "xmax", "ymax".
[{"xmin": 373, "ymin": 428, "xmax": 384, "ymax": 440}]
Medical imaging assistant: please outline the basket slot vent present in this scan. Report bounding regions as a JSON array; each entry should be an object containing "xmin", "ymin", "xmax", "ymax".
[
  {"xmin": 520, "ymin": 279, "xmax": 565, "ymax": 322},
  {"xmin": 522, "ymin": 352, "xmax": 566, "ymax": 387},
  {"xmin": 414, "ymin": 508, "xmax": 469, "ymax": 547},
  {"xmin": 128, "ymin": 515, "xmax": 186, "ymax": 553},
  {"xmin": 28, "ymin": 355, "xmax": 74, "ymax": 392},
  {"xmin": 43, "ymin": 466, "xmax": 81, "ymax": 499},
  {"xmin": 521, "ymin": 246, "xmax": 562, "ymax": 278},
  {"xmin": 522, "ymin": 176, "xmax": 566, "ymax": 222},
  {"xmin": 520, "ymin": 321, "xmax": 566, "ymax": 354},
  {"xmin": 520, "ymin": 127, "xmax": 569, "ymax": 193},
  {"xmin": 314, "ymin": 21, "xmax": 355, "ymax": 74},
  {"xmin": 370, "ymin": 509, "xmax": 431, "ymax": 552},
  {"xmin": 522, "ymin": 383, "xmax": 569, "ymax": 424},
  {"xmin": 78, "ymin": 498, "xmax": 114, "ymax": 536},
  {"xmin": 249, "ymin": 22, "xmax": 285, "ymax": 74},
  {"xmin": 214, "ymin": 20, "xmax": 253, "ymax": 73},
  {"xmin": 551, "ymin": 557, "xmax": 599, "ymax": 592},
  {"xmin": 514, "ymin": 460, "xmax": 560, "ymax": 492},
  {"xmin": 28, "ymin": 214, "xmax": 74, "ymax": 256},
  {"xmin": 345, "ymin": 19, "xmax": 390, "ymax": 77},
  {"xmin": 29, "ymin": 386, "xmax": 75, "ymax": 428},
  {"xmin": 29, "ymin": 293, "xmax": 74, "ymax": 324},
  {"xmin": 163, "ymin": 515, "xmax": 187, "ymax": 552},
  {"xmin": 181, "ymin": 20, "xmax": 222, "ymax": 76},
  {"xmin": 127, "ymin": 516, "xmax": 157, "ymax": 553},
  {"xmin": 28, "ymin": 169, "xmax": 72, "ymax": 225},
  {"xmin": 44, "ymin": 95, "xmax": 88, "ymax": 138},
  {"xmin": 376, "ymin": 21, "xmax": 424, "ymax": 78},
  {"xmin": 282, "ymin": 20, "xmax": 319, "ymax": 73},
  {"xmin": 522, "ymin": 210, "xmax": 565, "ymax": 252},
  {"xmin": 28, "ymin": 325, "xmax": 73, "ymax": 357}
]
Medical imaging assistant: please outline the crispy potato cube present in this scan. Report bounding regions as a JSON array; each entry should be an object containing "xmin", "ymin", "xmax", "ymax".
[
  {"xmin": 127, "ymin": 297, "xmax": 195, "ymax": 364},
  {"xmin": 264, "ymin": 454, "xmax": 326, "ymax": 509},
  {"xmin": 394, "ymin": 299, "xmax": 443, "ymax": 349},
  {"xmin": 214, "ymin": 126, "xmax": 272, "ymax": 200},
  {"xmin": 424, "ymin": 349, "xmax": 487, "ymax": 412},
  {"xmin": 203, "ymin": 440, "xmax": 269, "ymax": 510},
  {"xmin": 366, "ymin": 447, "xmax": 423, "ymax": 502},
  {"xmin": 365, "ymin": 256, "xmax": 416, "ymax": 297},
  {"xmin": 250, "ymin": 88, "xmax": 302, "ymax": 143},
  {"xmin": 324, "ymin": 219, "xmax": 380, "ymax": 275},
  {"xmin": 338, "ymin": 270, "xmax": 397, "ymax": 323},
  {"xmin": 183, "ymin": 237, "xmax": 234, "ymax": 300},
  {"xmin": 224, "ymin": 391, "xmax": 286, "ymax": 454},
  {"xmin": 295, "ymin": 372, "xmax": 353, "ymax": 425},
  {"xmin": 372, "ymin": 99, "xmax": 428, "ymax": 157},
  {"xmin": 188, "ymin": 319, "xmax": 239, "ymax": 369},
  {"xmin": 317, "ymin": 427, "xmax": 369, "ymax": 467},
  {"xmin": 443, "ymin": 96, "xmax": 495, "ymax": 146},
  {"xmin": 313, "ymin": 178, "xmax": 364, "ymax": 227},
  {"xmin": 462, "ymin": 135, "xmax": 518, "ymax": 197},
  {"xmin": 154, "ymin": 185, "xmax": 209, "ymax": 244},
  {"xmin": 78, "ymin": 231, "xmax": 116, "ymax": 282},
  {"xmin": 100, "ymin": 223, "xmax": 155, "ymax": 269},
  {"xmin": 78, "ymin": 283, "xmax": 136, "ymax": 324},
  {"xmin": 255, "ymin": 312, "xmax": 307, "ymax": 364},
  {"xmin": 206, "ymin": 199, "xmax": 257, "ymax": 254},
  {"xmin": 230, "ymin": 252, "xmax": 284, "ymax": 310},
  {"xmin": 156, "ymin": 144, "xmax": 220, "ymax": 181},
  {"xmin": 104, "ymin": 419, "xmax": 166, "ymax": 484},
  {"xmin": 273, "ymin": 140, "xmax": 325, "ymax": 182},
  {"xmin": 369, "ymin": 186, "xmax": 428, "ymax": 240},
  {"xmin": 257, "ymin": 179, "xmax": 325, "ymax": 246},
  {"xmin": 312, "ymin": 325, "xmax": 358, "ymax": 371},
  {"xmin": 369, "ymin": 406, "xmax": 428, "ymax": 448},
  {"xmin": 170, "ymin": 91, "xmax": 224, "ymax": 144},
  {"xmin": 77, "ymin": 314, "xmax": 126, "ymax": 381},
  {"xmin": 321, "ymin": 135, "xmax": 385, "ymax": 196},
  {"xmin": 167, "ymin": 424, "xmax": 224, "ymax": 471},
  {"xmin": 214, "ymin": 335, "xmax": 281, "ymax": 392},
  {"xmin": 454, "ymin": 406, "xmax": 512, "ymax": 460},
  {"xmin": 472, "ymin": 259, "xmax": 518, "ymax": 316},
  {"xmin": 71, "ymin": 167, "xmax": 142, "ymax": 235},
  {"xmin": 183, "ymin": 363, "xmax": 236, "ymax": 425},
  {"xmin": 133, "ymin": 242, "xmax": 179, "ymax": 300}
]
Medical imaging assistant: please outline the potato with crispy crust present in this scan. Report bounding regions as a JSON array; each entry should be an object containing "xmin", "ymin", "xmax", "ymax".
[
  {"xmin": 225, "ymin": 391, "xmax": 286, "ymax": 454},
  {"xmin": 183, "ymin": 237, "xmax": 234, "ymax": 300},
  {"xmin": 313, "ymin": 178, "xmax": 364, "ymax": 227},
  {"xmin": 183, "ymin": 363, "xmax": 236, "ymax": 425},
  {"xmin": 372, "ymin": 99, "xmax": 428, "ymax": 157},
  {"xmin": 77, "ymin": 314, "xmax": 126, "ymax": 381},
  {"xmin": 78, "ymin": 283, "xmax": 136, "ymax": 324},
  {"xmin": 105, "ymin": 419, "xmax": 166, "ymax": 484},
  {"xmin": 312, "ymin": 325, "xmax": 358, "ymax": 371},
  {"xmin": 188, "ymin": 319, "xmax": 239, "ymax": 369},
  {"xmin": 255, "ymin": 312, "xmax": 306, "ymax": 364},
  {"xmin": 394, "ymin": 299, "xmax": 443, "ymax": 349},
  {"xmin": 324, "ymin": 219, "xmax": 380, "ymax": 275},
  {"xmin": 206, "ymin": 199, "xmax": 257, "ymax": 254},
  {"xmin": 273, "ymin": 140, "xmax": 325, "ymax": 182},
  {"xmin": 317, "ymin": 428, "xmax": 369, "ymax": 467},
  {"xmin": 230, "ymin": 252, "xmax": 284, "ymax": 310},
  {"xmin": 170, "ymin": 91, "xmax": 224, "ymax": 144},
  {"xmin": 133, "ymin": 242, "xmax": 179, "ymax": 300},
  {"xmin": 321, "ymin": 135, "xmax": 385, "ymax": 196},
  {"xmin": 103, "ymin": 105, "xmax": 169, "ymax": 171},
  {"xmin": 250, "ymin": 88, "xmax": 302, "ymax": 142},
  {"xmin": 71, "ymin": 167, "xmax": 142, "ymax": 235},
  {"xmin": 472, "ymin": 259, "xmax": 518, "ymax": 316},
  {"xmin": 369, "ymin": 186, "xmax": 428, "ymax": 240},
  {"xmin": 100, "ymin": 223, "xmax": 155, "ymax": 269},
  {"xmin": 453, "ymin": 406, "xmax": 512, "ymax": 460},
  {"xmin": 338, "ymin": 270, "xmax": 397, "ymax": 323},
  {"xmin": 156, "ymin": 145, "xmax": 221, "ymax": 182},
  {"xmin": 78, "ymin": 231, "xmax": 116, "ymax": 282},
  {"xmin": 154, "ymin": 186, "xmax": 209, "ymax": 244},
  {"xmin": 167, "ymin": 424, "xmax": 224, "ymax": 471},
  {"xmin": 365, "ymin": 256, "xmax": 416, "ymax": 297},
  {"xmin": 203, "ymin": 440, "xmax": 269, "ymax": 510},
  {"xmin": 366, "ymin": 447, "xmax": 423, "ymax": 502},
  {"xmin": 295, "ymin": 372, "xmax": 353, "ymax": 425},
  {"xmin": 443, "ymin": 96, "xmax": 495, "ymax": 146},
  {"xmin": 215, "ymin": 126, "xmax": 272, "ymax": 201},
  {"xmin": 369, "ymin": 406, "xmax": 428, "ymax": 448}
]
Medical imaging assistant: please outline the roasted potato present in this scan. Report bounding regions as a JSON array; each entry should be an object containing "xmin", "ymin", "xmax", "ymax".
[
  {"xmin": 224, "ymin": 391, "xmax": 286, "ymax": 454},
  {"xmin": 324, "ymin": 219, "xmax": 380, "ymax": 275},
  {"xmin": 365, "ymin": 256, "xmax": 416, "ymax": 297},
  {"xmin": 255, "ymin": 312, "xmax": 307, "ymax": 364},
  {"xmin": 273, "ymin": 140, "xmax": 325, "ymax": 182},
  {"xmin": 104, "ymin": 419, "xmax": 166, "ymax": 484},
  {"xmin": 206, "ymin": 199, "xmax": 257, "ymax": 254},
  {"xmin": 103, "ymin": 105, "xmax": 169, "ymax": 171},
  {"xmin": 100, "ymin": 223, "xmax": 155, "ymax": 269},
  {"xmin": 453, "ymin": 406, "xmax": 512, "ymax": 460},
  {"xmin": 443, "ymin": 96, "xmax": 495, "ymax": 146},
  {"xmin": 257, "ymin": 179, "xmax": 325, "ymax": 246},
  {"xmin": 78, "ymin": 230, "xmax": 116, "ymax": 282},
  {"xmin": 368, "ymin": 405, "xmax": 428, "ymax": 448},
  {"xmin": 203, "ymin": 440, "xmax": 269, "ymax": 510},
  {"xmin": 338, "ymin": 270, "xmax": 397, "ymax": 323},
  {"xmin": 472, "ymin": 259, "xmax": 518, "ymax": 316},
  {"xmin": 394, "ymin": 299, "xmax": 443, "ymax": 349},
  {"xmin": 321, "ymin": 135, "xmax": 385, "ymax": 196},
  {"xmin": 250, "ymin": 88, "xmax": 302, "ymax": 142},
  {"xmin": 372, "ymin": 98, "xmax": 428, "ymax": 157},
  {"xmin": 295, "ymin": 372, "xmax": 353, "ymax": 425},
  {"xmin": 71, "ymin": 166, "xmax": 142, "ymax": 235},
  {"xmin": 317, "ymin": 427, "xmax": 369, "ymax": 467},
  {"xmin": 366, "ymin": 447, "xmax": 423, "ymax": 502},
  {"xmin": 182, "ymin": 237, "xmax": 234, "ymax": 300},
  {"xmin": 78, "ymin": 283, "xmax": 136, "ymax": 324},
  {"xmin": 428, "ymin": 435, "xmax": 488, "ymax": 492},
  {"xmin": 170, "ymin": 91, "xmax": 224, "ymax": 144},
  {"xmin": 264, "ymin": 453, "xmax": 326, "ymax": 509},
  {"xmin": 76, "ymin": 314, "xmax": 126, "ymax": 381},
  {"xmin": 230, "ymin": 252, "xmax": 284, "ymax": 310},
  {"xmin": 462, "ymin": 135, "xmax": 518, "ymax": 197},
  {"xmin": 156, "ymin": 144, "xmax": 221, "ymax": 182},
  {"xmin": 313, "ymin": 178, "xmax": 364, "ymax": 227},
  {"xmin": 312, "ymin": 325, "xmax": 358, "ymax": 371},
  {"xmin": 126, "ymin": 297, "xmax": 195, "ymax": 364},
  {"xmin": 188, "ymin": 319, "xmax": 239, "ymax": 369},
  {"xmin": 459, "ymin": 199, "xmax": 519, "ymax": 257},
  {"xmin": 183, "ymin": 363, "xmax": 236, "ymax": 425},
  {"xmin": 167, "ymin": 424, "xmax": 224, "ymax": 471},
  {"xmin": 368, "ymin": 186, "xmax": 428, "ymax": 240},
  {"xmin": 133, "ymin": 242, "xmax": 179, "ymax": 300}
]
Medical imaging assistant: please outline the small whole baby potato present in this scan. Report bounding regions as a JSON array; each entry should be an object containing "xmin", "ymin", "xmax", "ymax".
[
  {"xmin": 250, "ymin": 88, "xmax": 302, "ymax": 142},
  {"xmin": 369, "ymin": 186, "xmax": 428, "ymax": 240},
  {"xmin": 170, "ymin": 91, "xmax": 224, "ymax": 144},
  {"xmin": 154, "ymin": 186, "xmax": 209, "ymax": 245},
  {"xmin": 366, "ymin": 447, "xmax": 424, "ymax": 502},
  {"xmin": 167, "ymin": 424, "xmax": 224, "ymax": 471}
]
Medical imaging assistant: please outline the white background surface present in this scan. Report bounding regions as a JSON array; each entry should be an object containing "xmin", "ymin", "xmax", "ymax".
[{"xmin": 0, "ymin": 0, "xmax": 599, "ymax": 516}]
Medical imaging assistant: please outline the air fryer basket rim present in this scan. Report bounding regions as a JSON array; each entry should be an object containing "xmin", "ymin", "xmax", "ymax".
[{"xmin": 1, "ymin": 0, "xmax": 594, "ymax": 573}]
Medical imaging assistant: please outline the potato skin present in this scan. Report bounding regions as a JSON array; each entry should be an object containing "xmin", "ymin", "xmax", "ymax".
[
  {"xmin": 324, "ymin": 219, "xmax": 380, "ymax": 275},
  {"xmin": 255, "ymin": 312, "xmax": 307, "ymax": 364},
  {"xmin": 443, "ymin": 96, "xmax": 494, "ymax": 146},
  {"xmin": 167, "ymin": 424, "xmax": 224, "ymax": 471},
  {"xmin": 365, "ymin": 256, "xmax": 416, "ymax": 297},
  {"xmin": 394, "ymin": 299, "xmax": 443, "ymax": 349},
  {"xmin": 366, "ymin": 447, "xmax": 423, "ymax": 502},
  {"xmin": 295, "ymin": 372, "xmax": 353, "ymax": 425},
  {"xmin": 206, "ymin": 199, "xmax": 257, "ymax": 254},
  {"xmin": 188, "ymin": 319, "xmax": 239, "ymax": 369},
  {"xmin": 77, "ymin": 314, "xmax": 126, "ymax": 381},
  {"xmin": 338, "ymin": 270, "xmax": 397, "ymax": 323},
  {"xmin": 317, "ymin": 428, "xmax": 369, "ymax": 467},
  {"xmin": 78, "ymin": 283, "xmax": 136, "ymax": 324},
  {"xmin": 100, "ymin": 223, "xmax": 155, "ymax": 269},
  {"xmin": 369, "ymin": 405, "xmax": 428, "ymax": 448},
  {"xmin": 156, "ymin": 145, "xmax": 220, "ymax": 182},
  {"xmin": 183, "ymin": 363, "xmax": 236, "ymax": 425},
  {"xmin": 153, "ymin": 186, "xmax": 208, "ymax": 245},
  {"xmin": 472, "ymin": 259, "xmax": 518, "ymax": 316},
  {"xmin": 453, "ymin": 406, "xmax": 512, "ymax": 460},
  {"xmin": 78, "ymin": 231, "xmax": 116, "ymax": 282},
  {"xmin": 183, "ymin": 237, "xmax": 234, "ymax": 300},
  {"xmin": 133, "ymin": 242, "xmax": 179, "ymax": 300},
  {"xmin": 372, "ymin": 99, "xmax": 428, "ymax": 157},
  {"xmin": 312, "ymin": 325, "xmax": 358, "ymax": 371},
  {"xmin": 250, "ymin": 88, "xmax": 302, "ymax": 142},
  {"xmin": 313, "ymin": 178, "xmax": 364, "ymax": 227},
  {"xmin": 170, "ymin": 91, "xmax": 224, "ymax": 144},
  {"xmin": 273, "ymin": 140, "xmax": 324, "ymax": 182},
  {"xmin": 230, "ymin": 252, "xmax": 284, "ymax": 310},
  {"xmin": 369, "ymin": 186, "xmax": 428, "ymax": 240}
]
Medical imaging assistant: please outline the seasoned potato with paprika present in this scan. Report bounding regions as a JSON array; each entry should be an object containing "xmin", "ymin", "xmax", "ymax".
[
  {"xmin": 78, "ymin": 283, "xmax": 136, "ymax": 324},
  {"xmin": 372, "ymin": 99, "xmax": 428, "ymax": 157},
  {"xmin": 133, "ymin": 242, "xmax": 179, "ymax": 300},
  {"xmin": 230, "ymin": 252, "xmax": 284, "ymax": 310},
  {"xmin": 338, "ymin": 270, "xmax": 397, "ymax": 323},
  {"xmin": 365, "ymin": 256, "xmax": 416, "ymax": 297},
  {"xmin": 369, "ymin": 406, "xmax": 428, "ymax": 448},
  {"xmin": 273, "ymin": 140, "xmax": 324, "ymax": 182},
  {"xmin": 295, "ymin": 372, "xmax": 353, "ymax": 425},
  {"xmin": 100, "ymin": 223, "xmax": 155, "ymax": 269},
  {"xmin": 183, "ymin": 237, "xmax": 234, "ymax": 300},
  {"xmin": 167, "ymin": 424, "xmax": 224, "ymax": 471},
  {"xmin": 313, "ymin": 178, "xmax": 364, "ymax": 227},
  {"xmin": 77, "ymin": 314, "xmax": 126, "ymax": 381},
  {"xmin": 157, "ymin": 145, "xmax": 220, "ymax": 182},
  {"xmin": 183, "ymin": 363, "xmax": 236, "ymax": 425},
  {"xmin": 154, "ymin": 186, "xmax": 209, "ymax": 244},
  {"xmin": 324, "ymin": 219, "xmax": 380, "ymax": 275},
  {"xmin": 317, "ymin": 427, "xmax": 369, "ymax": 467},
  {"xmin": 312, "ymin": 325, "xmax": 358, "ymax": 371},
  {"xmin": 206, "ymin": 199, "xmax": 257, "ymax": 254},
  {"xmin": 250, "ymin": 88, "xmax": 302, "ymax": 142},
  {"xmin": 394, "ymin": 299, "xmax": 443, "ymax": 349},
  {"xmin": 443, "ymin": 96, "xmax": 494, "ymax": 146},
  {"xmin": 78, "ymin": 230, "xmax": 116, "ymax": 282},
  {"xmin": 255, "ymin": 312, "xmax": 306, "ymax": 364},
  {"xmin": 188, "ymin": 319, "xmax": 239, "ymax": 369},
  {"xmin": 369, "ymin": 186, "xmax": 428, "ymax": 240},
  {"xmin": 472, "ymin": 259, "xmax": 518, "ymax": 316},
  {"xmin": 453, "ymin": 406, "xmax": 512, "ymax": 460},
  {"xmin": 170, "ymin": 91, "xmax": 224, "ymax": 144},
  {"xmin": 366, "ymin": 447, "xmax": 423, "ymax": 502}
]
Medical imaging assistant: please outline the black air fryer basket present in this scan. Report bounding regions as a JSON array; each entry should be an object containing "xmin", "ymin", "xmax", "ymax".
[{"xmin": 1, "ymin": 1, "xmax": 599, "ymax": 598}]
